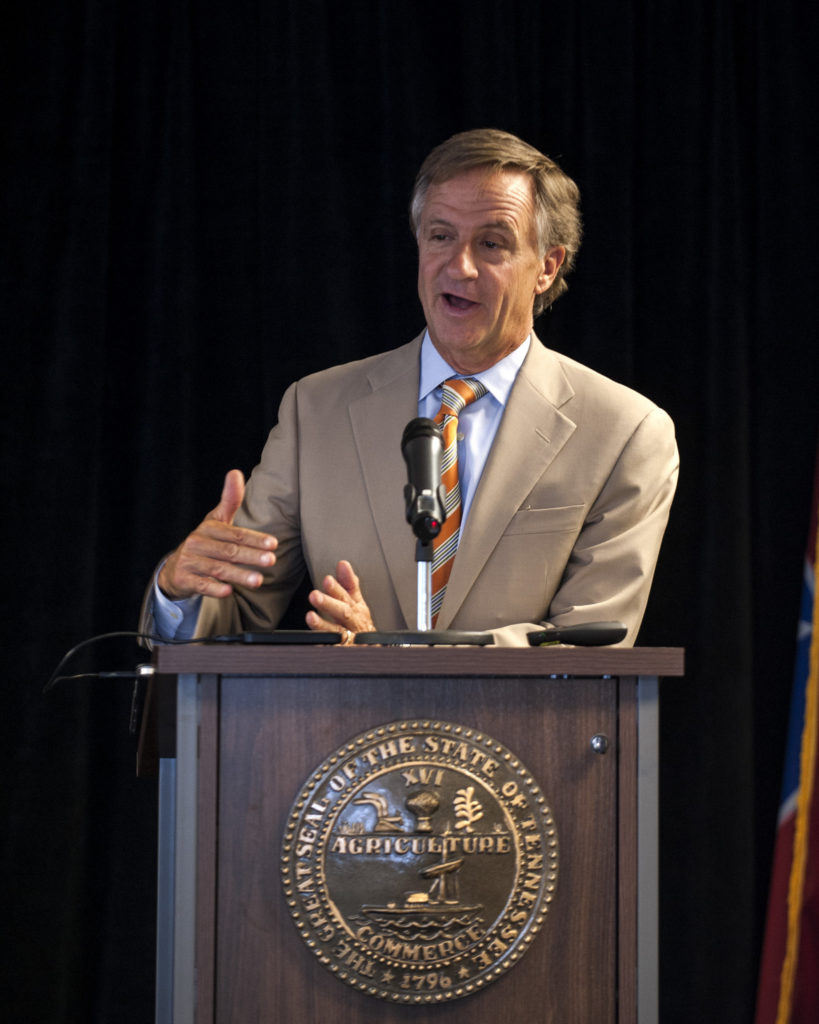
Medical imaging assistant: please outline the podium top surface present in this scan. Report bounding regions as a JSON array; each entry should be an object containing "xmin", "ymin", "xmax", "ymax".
[{"xmin": 152, "ymin": 643, "xmax": 684, "ymax": 678}]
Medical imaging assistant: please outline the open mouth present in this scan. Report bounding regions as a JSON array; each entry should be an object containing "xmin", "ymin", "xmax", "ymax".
[{"xmin": 443, "ymin": 293, "xmax": 478, "ymax": 311}]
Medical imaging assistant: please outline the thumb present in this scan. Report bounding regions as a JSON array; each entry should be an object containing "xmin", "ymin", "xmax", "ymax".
[{"xmin": 211, "ymin": 469, "xmax": 246, "ymax": 524}]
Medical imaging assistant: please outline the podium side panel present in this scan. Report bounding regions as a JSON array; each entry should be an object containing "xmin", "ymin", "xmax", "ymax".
[
  {"xmin": 196, "ymin": 676, "xmax": 220, "ymax": 1022},
  {"xmin": 173, "ymin": 674, "xmax": 198, "ymax": 1024},
  {"xmin": 637, "ymin": 675, "xmax": 659, "ymax": 1024}
]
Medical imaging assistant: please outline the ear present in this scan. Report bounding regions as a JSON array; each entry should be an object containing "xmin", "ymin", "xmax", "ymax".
[{"xmin": 535, "ymin": 246, "xmax": 566, "ymax": 294}]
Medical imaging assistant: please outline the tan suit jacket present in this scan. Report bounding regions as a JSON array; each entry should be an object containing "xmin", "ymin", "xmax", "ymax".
[{"xmin": 189, "ymin": 333, "xmax": 678, "ymax": 646}]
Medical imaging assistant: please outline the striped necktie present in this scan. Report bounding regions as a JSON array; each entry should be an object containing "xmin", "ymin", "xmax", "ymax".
[{"xmin": 430, "ymin": 377, "xmax": 488, "ymax": 625}]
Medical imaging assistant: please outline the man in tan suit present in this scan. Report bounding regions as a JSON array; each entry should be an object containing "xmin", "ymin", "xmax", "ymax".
[{"xmin": 148, "ymin": 129, "xmax": 678, "ymax": 647}]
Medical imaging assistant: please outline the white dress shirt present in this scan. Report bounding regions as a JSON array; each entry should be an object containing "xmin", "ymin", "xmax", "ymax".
[{"xmin": 417, "ymin": 332, "xmax": 529, "ymax": 528}]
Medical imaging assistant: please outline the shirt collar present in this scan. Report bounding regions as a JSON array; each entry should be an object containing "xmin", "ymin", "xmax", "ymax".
[{"xmin": 418, "ymin": 331, "xmax": 530, "ymax": 407}]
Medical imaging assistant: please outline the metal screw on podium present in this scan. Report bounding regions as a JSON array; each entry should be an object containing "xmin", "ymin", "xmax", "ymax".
[{"xmin": 590, "ymin": 734, "xmax": 609, "ymax": 754}]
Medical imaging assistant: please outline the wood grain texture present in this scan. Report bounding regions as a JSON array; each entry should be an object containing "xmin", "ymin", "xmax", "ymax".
[
  {"xmin": 193, "ymin": 669, "xmax": 631, "ymax": 1023},
  {"xmin": 154, "ymin": 644, "xmax": 684, "ymax": 678}
]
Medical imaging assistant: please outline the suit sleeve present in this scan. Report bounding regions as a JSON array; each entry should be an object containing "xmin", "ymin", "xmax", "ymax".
[
  {"xmin": 496, "ymin": 405, "xmax": 678, "ymax": 647},
  {"xmin": 192, "ymin": 381, "xmax": 308, "ymax": 638}
]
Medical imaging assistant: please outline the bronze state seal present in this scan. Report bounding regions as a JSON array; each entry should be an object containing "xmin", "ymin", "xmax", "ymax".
[{"xmin": 281, "ymin": 720, "xmax": 558, "ymax": 1003}]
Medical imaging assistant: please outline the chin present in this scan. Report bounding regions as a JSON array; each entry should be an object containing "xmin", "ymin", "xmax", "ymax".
[{"xmin": 431, "ymin": 319, "xmax": 485, "ymax": 349}]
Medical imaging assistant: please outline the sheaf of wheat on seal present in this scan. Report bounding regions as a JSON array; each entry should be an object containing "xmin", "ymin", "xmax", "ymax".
[{"xmin": 281, "ymin": 719, "xmax": 558, "ymax": 1003}]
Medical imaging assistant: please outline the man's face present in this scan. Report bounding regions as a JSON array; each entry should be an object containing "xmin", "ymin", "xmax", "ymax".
[{"xmin": 416, "ymin": 168, "xmax": 564, "ymax": 375}]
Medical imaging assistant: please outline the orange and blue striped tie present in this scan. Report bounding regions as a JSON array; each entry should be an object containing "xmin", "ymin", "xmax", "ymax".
[{"xmin": 430, "ymin": 377, "xmax": 487, "ymax": 625}]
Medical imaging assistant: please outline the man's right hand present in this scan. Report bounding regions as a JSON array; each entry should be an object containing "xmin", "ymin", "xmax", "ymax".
[{"xmin": 157, "ymin": 469, "xmax": 278, "ymax": 601}]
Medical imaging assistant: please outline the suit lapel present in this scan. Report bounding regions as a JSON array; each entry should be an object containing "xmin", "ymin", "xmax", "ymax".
[
  {"xmin": 436, "ymin": 339, "xmax": 577, "ymax": 628},
  {"xmin": 348, "ymin": 337, "xmax": 423, "ymax": 628}
]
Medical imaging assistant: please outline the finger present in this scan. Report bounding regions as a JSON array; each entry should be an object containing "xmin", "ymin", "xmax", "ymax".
[
  {"xmin": 179, "ymin": 544, "xmax": 272, "ymax": 585},
  {"xmin": 316, "ymin": 571, "xmax": 352, "ymax": 604},
  {"xmin": 161, "ymin": 549, "xmax": 268, "ymax": 600},
  {"xmin": 334, "ymin": 559, "xmax": 361, "ymax": 597},
  {"xmin": 179, "ymin": 555, "xmax": 267, "ymax": 595},
  {"xmin": 307, "ymin": 569, "xmax": 375, "ymax": 634},
  {"xmin": 159, "ymin": 527, "xmax": 275, "ymax": 600},
  {"xmin": 305, "ymin": 608, "xmax": 336, "ymax": 632},
  {"xmin": 305, "ymin": 609, "xmax": 356, "ymax": 646},
  {"xmin": 193, "ymin": 520, "xmax": 278, "ymax": 558},
  {"xmin": 210, "ymin": 469, "xmax": 246, "ymax": 525},
  {"xmin": 307, "ymin": 586, "xmax": 351, "ymax": 625}
]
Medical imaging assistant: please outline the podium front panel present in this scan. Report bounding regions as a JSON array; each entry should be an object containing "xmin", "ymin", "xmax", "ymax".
[{"xmin": 153, "ymin": 646, "xmax": 680, "ymax": 1024}]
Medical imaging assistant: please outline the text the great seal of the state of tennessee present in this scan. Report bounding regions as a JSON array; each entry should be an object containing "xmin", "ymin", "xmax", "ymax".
[{"xmin": 281, "ymin": 720, "xmax": 558, "ymax": 1003}]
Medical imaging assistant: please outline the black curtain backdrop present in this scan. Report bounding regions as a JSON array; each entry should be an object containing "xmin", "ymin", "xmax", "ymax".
[{"xmin": 2, "ymin": 2, "xmax": 818, "ymax": 1021}]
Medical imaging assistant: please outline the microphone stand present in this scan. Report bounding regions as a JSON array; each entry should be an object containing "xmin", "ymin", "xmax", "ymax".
[
  {"xmin": 354, "ymin": 419, "xmax": 490, "ymax": 647},
  {"xmin": 416, "ymin": 538, "xmax": 433, "ymax": 632}
]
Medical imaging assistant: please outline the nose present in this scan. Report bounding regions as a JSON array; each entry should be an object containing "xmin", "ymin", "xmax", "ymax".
[{"xmin": 446, "ymin": 243, "xmax": 478, "ymax": 280}]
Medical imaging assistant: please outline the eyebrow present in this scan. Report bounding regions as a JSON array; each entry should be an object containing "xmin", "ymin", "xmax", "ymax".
[{"xmin": 426, "ymin": 216, "xmax": 516, "ymax": 234}]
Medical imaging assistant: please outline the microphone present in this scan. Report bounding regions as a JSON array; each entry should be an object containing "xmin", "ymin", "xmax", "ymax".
[{"xmin": 401, "ymin": 417, "xmax": 446, "ymax": 545}]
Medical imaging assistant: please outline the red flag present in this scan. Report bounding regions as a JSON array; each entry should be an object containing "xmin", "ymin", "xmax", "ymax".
[{"xmin": 755, "ymin": 453, "xmax": 819, "ymax": 1023}]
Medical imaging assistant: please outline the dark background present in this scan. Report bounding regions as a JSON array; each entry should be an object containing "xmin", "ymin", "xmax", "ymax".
[{"xmin": 2, "ymin": 2, "xmax": 818, "ymax": 1021}]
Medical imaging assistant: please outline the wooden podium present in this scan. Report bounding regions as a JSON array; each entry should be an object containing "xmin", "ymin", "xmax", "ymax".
[{"xmin": 148, "ymin": 644, "xmax": 683, "ymax": 1024}]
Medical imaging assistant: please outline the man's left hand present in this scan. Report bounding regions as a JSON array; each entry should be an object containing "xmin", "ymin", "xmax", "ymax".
[{"xmin": 306, "ymin": 560, "xmax": 375, "ymax": 644}]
